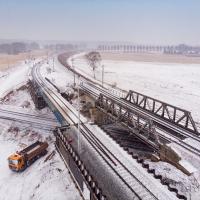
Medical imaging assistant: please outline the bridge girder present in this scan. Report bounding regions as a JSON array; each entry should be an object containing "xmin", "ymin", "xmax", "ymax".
[
  {"xmin": 124, "ymin": 90, "xmax": 199, "ymax": 135},
  {"xmin": 96, "ymin": 93, "xmax": 160, "ymax": 150}
]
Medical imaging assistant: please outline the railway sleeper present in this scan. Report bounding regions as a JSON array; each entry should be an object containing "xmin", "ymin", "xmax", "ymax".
[
  {"xmin": 57, "ymin": 54, "xmax": 188, "ymax": 200},
  {"xmin": 55, "ymin": 129, "xmax": 107, "ymax": 200},
  {"xmin": 99, "ymin": 124, "xmax": 188, "ymax": 199}
]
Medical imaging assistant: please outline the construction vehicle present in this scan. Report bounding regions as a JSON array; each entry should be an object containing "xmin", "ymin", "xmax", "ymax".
[{"xmin": 8, "ymin": 141, "xmax": 48, "ymax": 172}]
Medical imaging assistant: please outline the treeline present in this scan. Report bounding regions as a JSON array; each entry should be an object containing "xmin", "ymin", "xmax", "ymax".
[
  {"xmin": 44, "ymin": 44, "xmax": 78, "ymax": 51},
  {"xmin": 98, "ymin": 44, "xmax": 200, "ymax": 55},
  {"xmin": 0, "ymin": 42, "xmax": 40, "ymax": 55},
  {"xmin": 163, "ymin": 44, "xmax": 200, "ymax": 55}
]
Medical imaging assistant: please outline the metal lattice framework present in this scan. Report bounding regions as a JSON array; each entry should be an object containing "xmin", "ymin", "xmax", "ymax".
[
  {"xmin": 55, "ymin": 128, "xmax": 107, "ymax": 200},
  {"xmin": 124, "ymin": 90, "xmax": 199, "ymax": 135},
  {"xmin": 96, "ymin": 93, "xmax": 160, "ymax": 150}
]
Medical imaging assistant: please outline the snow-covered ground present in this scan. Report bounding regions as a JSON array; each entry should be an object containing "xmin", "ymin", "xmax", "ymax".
[
  {"xmin": 0, "ymin": 59, "xmax": 81, "ymax": 200},
  {"xmin": 72, "ymin": 56, "xmax": 200, "ymax": 124},
  {"xmin": 6, "ymin": 53, "xmax": 198, "ymax": 199},
  {"xmin": 0, "ymin": 60, "xmax": 36, "ymax": 98},
  {"xmin": 40, "ymin": 57, "xmax": 74, "ymax": 92},
  {"xmin": 66, "ymin": 53, "xmax": 200, "ymax": 199},
  {"xmin": 0, "ymin": 122, "xmax": 80, "ymax": 200},
  {"xmin": 146, "ymin": 160, "xmax": 200, "ymax": 199}
]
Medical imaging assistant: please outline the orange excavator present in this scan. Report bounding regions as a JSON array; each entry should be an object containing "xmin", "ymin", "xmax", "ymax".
[{"xmin": 8, "ymin": 141, "xmax": 48, "ymax": 172}]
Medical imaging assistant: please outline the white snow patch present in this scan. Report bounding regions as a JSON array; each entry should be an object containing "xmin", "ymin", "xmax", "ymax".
[
  {"xmin": 72, "ymin": 56, "xmax": 200, "ymax": 124},
  {"xmin": 0, "ymin": 124, "xmax": 80, "ymax": 200},
  {"xmin": 179, "ymin": 160, "xmax": 197, "ymax": 174},
  {"xmin": 0, "ymin": 59, "xmax": 81, "ymax": 200}
]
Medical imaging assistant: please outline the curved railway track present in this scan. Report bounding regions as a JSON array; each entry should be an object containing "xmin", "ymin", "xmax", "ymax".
[
  {"xmin": 58, "ymin": 52, "xmax": 200, "ymax": 139},
  {"xmin": 80, "ymin": 81, "xmax": 200, "ymax": 158},
  {"xmin": 31, "ymin": 61, "xmax": 179, "ymax": 200}
]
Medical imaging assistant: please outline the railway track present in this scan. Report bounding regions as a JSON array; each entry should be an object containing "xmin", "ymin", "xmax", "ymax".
[
  {"xmin": 85, "ymin": 80, "xmax": 200, "ymax": 139},
  {"xmin": 31, "ymin": 61, "xmax": 179, "ymax": 200},
  {"xmin": 80, "ymin": 81, "xmax": 200, "ymax": 158},
  {"xmin": 0, "ymin": 107, "xmax": 56, "ymax": 122},
  {"xmin": 54, "ymin": 52, "xmax": 200, "ymax": 199},
  {"xmin": 97, "ymin": 124, "xmax": 189, "ymax": 200},
  {"xmin": 58, "ymin": 53, "xmax": 200, "ymax": 142},
  {"xmin": 0, "ymin": 107, "xmax": 57, "ymax": 131}
]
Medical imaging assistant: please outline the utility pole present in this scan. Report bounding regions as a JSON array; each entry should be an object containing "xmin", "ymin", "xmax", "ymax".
[
  {"xmin": 102, "ymin": 65, "xmax": 104, "ymax": 87},
  {"xmin": 52, "ymin": 56, "xmax": 55, "ymax": 72},
  {"xmin": 72, "ymin": 58, "xmax": 75, "ymax": 87},
  {"xmin": 77, "ymin": 75, "xmax": 81, "ymax": 153},
  {"xmin": 7, "ymin": 58, "xmax": 10, "ymax": 69},
  {"xmin": 46, "ymin": 51, "xmax": 49, "ymax": 64}
]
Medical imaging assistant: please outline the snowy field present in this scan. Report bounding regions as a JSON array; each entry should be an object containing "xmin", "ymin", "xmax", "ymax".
[
  {"xmin": 0, "ymin": 123, "xmax": 80, "ymax": 200},
  {"xmin": 0, "ymin": 59, "xmax": 81, "ymax": 200},
  {"xmin": 68, "ymin": 53, "xmax": 200, "ymax": 199},
  {"xmin": 72, "ymin": 55, "xmax": 200, "ymax": 124},
  {"xmin": 40, "ymin": 56, "xmax": 74, "ymax": 91},
  {"xmin": 1, "ymin": 53, "xmax": 199, "ymax": 199}
]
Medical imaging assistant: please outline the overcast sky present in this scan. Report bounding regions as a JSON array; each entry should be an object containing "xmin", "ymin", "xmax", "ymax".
[{"xmin": 0, "ymin": 0, "xmax": 199, "ymax": 45}]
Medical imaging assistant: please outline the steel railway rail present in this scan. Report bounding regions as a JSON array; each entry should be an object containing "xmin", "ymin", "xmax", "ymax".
[
  {"xmin": 0, "ymin": 107, "xmax": 57, "ymax": 129},
  {"xmin": 58, "ymin": 53, "xmax": 200, "ymax": 140},
  {"xmin": 0, "ymin": 107, "xmax": 56, "ymax": 122},
  {"xmin": 85, "ymin": 81, "xmax": 200, "ymax": 140},
  {"xmin": 33, "ymin": 65, "xmax": 156, "ymax": 200},
  {"xmin": 80, "ymin": 82, "xmax": 200, "ymax": 156},
  {"xmin": 0, "ymin": 118, "xmax": 54, "ymax": 131},
  {"xmin": 31, "ymin": 62, "xmax": 179, "ymax": 200}
]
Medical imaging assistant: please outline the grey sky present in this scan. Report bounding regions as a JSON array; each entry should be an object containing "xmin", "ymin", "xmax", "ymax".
[{"xmin": 0, "ymin": 0, "xmax": 199, "ymax": 45}]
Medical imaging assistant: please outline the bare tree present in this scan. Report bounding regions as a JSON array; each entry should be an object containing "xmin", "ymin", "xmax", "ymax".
[{"xmin": 85, "ymin": 51, "xmax": 101, "ymax": 79}]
